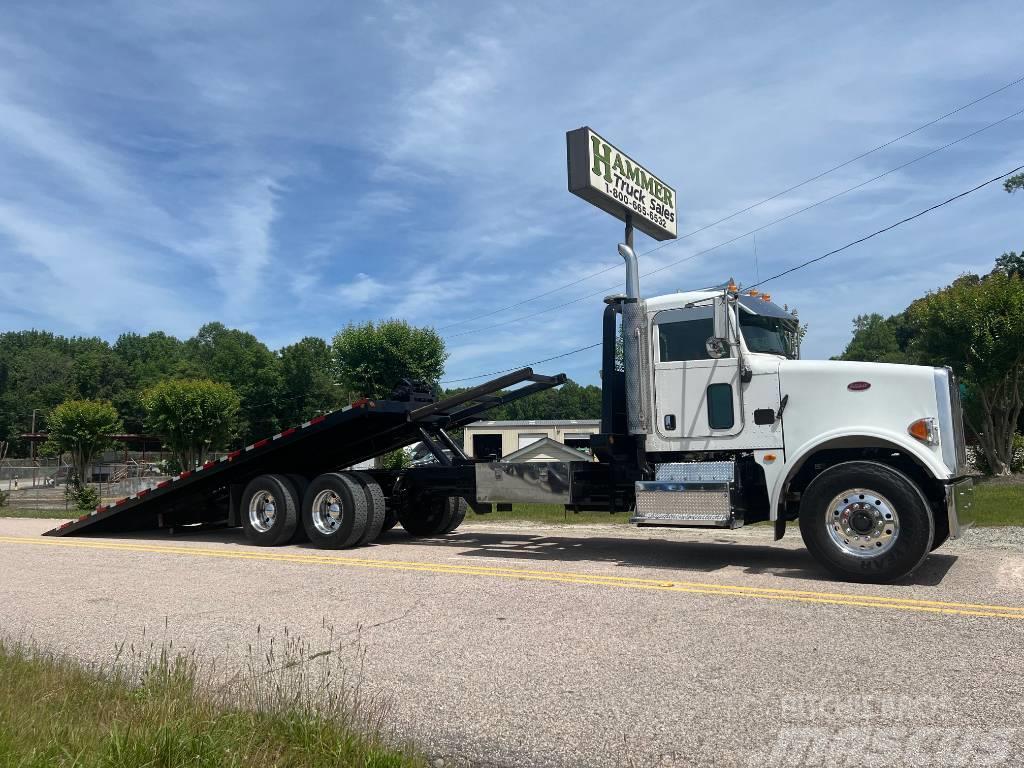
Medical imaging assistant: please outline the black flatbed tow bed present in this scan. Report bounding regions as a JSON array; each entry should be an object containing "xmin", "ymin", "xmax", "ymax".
[{"xmin": 46, "ymin": 368, "xmax": 565, "ymax": 537}]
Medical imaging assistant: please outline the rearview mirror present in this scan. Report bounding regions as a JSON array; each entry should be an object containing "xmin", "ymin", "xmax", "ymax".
[{"xmin": 705, "ymin": 337, "xmax": 728, "ymax": 359}]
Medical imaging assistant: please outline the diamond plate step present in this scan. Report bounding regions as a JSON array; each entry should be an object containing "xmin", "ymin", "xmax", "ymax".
[{"xmin": 632, "ymin": 461, "xmax": 738, "ymax": 527}]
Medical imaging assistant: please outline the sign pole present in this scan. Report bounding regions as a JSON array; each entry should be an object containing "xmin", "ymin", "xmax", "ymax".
[{"xmin": 624, "ymin": 212, "xmax": 633, "ymax": 250}]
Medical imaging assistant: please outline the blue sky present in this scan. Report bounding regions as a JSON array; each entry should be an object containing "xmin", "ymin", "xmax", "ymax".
[{"xmin": 1, "ymin": 1, "xmax": 1022, "ymax": 385}]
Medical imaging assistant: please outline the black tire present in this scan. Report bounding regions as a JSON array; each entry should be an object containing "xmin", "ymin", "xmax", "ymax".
[
  {"xmin": 930, "ymin": 505, "xmax": 950, "ymax": 551},
  {"xmin": 348, "ymin": 471, "xmax": 386, "ymax": 545},
  {"xmin": 442, "ymin": 497, "xmax": 467, "ymax": 534},
  {"xmin": 302, "ymin": 472, "xmax": 369, "ymax": 549},
  {"xmin": 381, "ymin": 506, "xmax": 399, "ymax": 533},
  {"xmin": 399, "ymin": 494, "xmax": 456, "ymax": 537},
  {"xmin": 798, "ymin": 461, "xmax": 934, "ymax": 583},
  {"xmin": 285, "ymin": 474, "xmax": 310, "ymax": 543},
  {"xmin": 240, "ymin": 474, "xmax": 300, "ymax": 546}
]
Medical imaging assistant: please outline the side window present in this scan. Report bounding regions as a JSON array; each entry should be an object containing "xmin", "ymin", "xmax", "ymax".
[
  {"xmin": 707, "ymin": 383, "xmax": 735, "ymax": 429},
  {"xmin": 656, "ymin": 307, "xmax": 716, "ymax": 362}
]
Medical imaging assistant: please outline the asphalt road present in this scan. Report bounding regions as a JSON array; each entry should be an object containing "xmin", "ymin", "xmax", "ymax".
[{"xmin": 1, "ymin": 517, "xmax": 1022, "ymax": 768}]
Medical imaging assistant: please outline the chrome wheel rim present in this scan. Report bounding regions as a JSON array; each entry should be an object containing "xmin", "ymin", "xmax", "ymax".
[
  {"xmin": 248, "ymin": 490, "xmax": 278, "ymax": 533},
  {"xmin": 311, "ymin": 489, "xmax": 344, "ymax": 535},
  {"xmin": 825, "ymin": 488, "xmax": 899, "ymax": 558}
]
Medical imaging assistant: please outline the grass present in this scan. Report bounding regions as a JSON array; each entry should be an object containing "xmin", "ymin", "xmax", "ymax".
[
  {"xmin": 0, "ymin": 507, "xmax": 72, "ymax": 519},
  {"xmin": 468, "ymin": 481, "xmax": 1024, "ymax": 528},
  {"xmin": 0, "ymin": 628, "xmax": 424, "ymax": 768},
  {"xmin": 469, "ymin": 503, "xmax": 630, "ymax": 525},
  {"xmin": 963, "ymin": 481, "xmax": 1024, "ymax": 527},
  {"xmin": 3, "ymin": 477, "xmax": 1021, "ymax": 528}
]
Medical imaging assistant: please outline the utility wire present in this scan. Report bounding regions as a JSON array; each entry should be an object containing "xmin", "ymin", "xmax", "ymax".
[
  {"xmin": 436, "ymin": 74, "xmax": 1024, "ymax": 332},
  {"xmin": 440, "ymin": 343, "xmax": 603, "ymax": 384},
  {"xmin": 440, "ymin": 163, "xmax": 1023, "ymax": 384},
  {"xmin": 743, "ymin": 163, "xmax": 1024, "ymax": 291},
  {"xmin": 443, "ymin": 105, "xmax": 1024, "ymax": 340}
]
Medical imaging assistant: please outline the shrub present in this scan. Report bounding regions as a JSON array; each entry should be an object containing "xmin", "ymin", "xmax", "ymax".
[
  {"xmin": 0, "ymin": 488, "xmax": 8, "ymax": 509},
  {"xmin": 380, "ymin": 448, "xmax": 410, "ymax": 470},
  {"xmin": 66, "ymin": 483, "xmax": 101, "ymax": 512},
  {"xmin": 973, "ymin": 433, "xmax": 1024, "ymax": 475}
]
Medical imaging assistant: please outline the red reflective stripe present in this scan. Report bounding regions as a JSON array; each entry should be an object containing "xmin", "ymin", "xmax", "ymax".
[
  {"xmin": 115, "ymin": 498, "xmax": 127, "ymax": 506},
  {"xmin": 227, "ymin": 450, "xmax": 242, "ymax": 460},
  {"xmin": 253, "ymin": 438, "xmax": 271, "ymax": 449},
  {"xmin": 280, "ymin": 427, "xmax": 297, "ymax": 438},
  {"xmin": 157, "ymin": 480, "xmax": 171, "ymax": 488},
  {"xmin": 78, "ymin": 514, "xmax": 89, "ymax": 522},
  {"xmin": 309, "ymin": 415, "xmax": 326, "ymax": 425},
  {"xmin": 179, "ymin": 471, "xmax": 192, "ymax": 479},
  {"xmin": 203, "ymin": 461, "xmax": 216, "ymax": 469},
  {"xmin": 137, "ymin": 489, "xmax": 149, "ymax": 498},
  {"xmin": 95, "ymin": 505, "xmax": 104, "ymax": 512}
]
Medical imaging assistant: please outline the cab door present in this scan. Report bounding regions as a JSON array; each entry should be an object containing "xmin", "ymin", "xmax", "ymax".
[{"xmin": 652, "ymin": 304, "xmax": 742, "ymax": 440}]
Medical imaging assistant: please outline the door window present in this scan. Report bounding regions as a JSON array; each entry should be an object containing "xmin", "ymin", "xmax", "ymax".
[
  {"xmin": 655, "ymin": 306, "xmax": 718, "ymax": 362},
  {"xmin": 706, "ymin": 383, "xmax": 735, "ymax": 429}
]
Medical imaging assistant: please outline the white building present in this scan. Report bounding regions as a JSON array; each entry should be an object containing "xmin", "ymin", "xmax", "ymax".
[{"xmin": 462, "ymin": 419, "xmax": 600, "ymax": 461}]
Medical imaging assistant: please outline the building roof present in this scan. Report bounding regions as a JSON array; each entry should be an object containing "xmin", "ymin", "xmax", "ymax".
[
  {"xmin": 501, "ymin": 437, "xmax": 592, "ymax": 463},
  {"xmin": 466, "ymin": 419, "xmax": 600, "ymax": 428}
]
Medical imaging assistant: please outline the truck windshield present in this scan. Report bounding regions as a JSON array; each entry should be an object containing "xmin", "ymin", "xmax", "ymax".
[{"xmin": 739, "ymin": 312, "xmax": 799, "ymax": 358}]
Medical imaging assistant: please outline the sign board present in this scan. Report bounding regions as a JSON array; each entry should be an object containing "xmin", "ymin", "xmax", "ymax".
[{"xmin": 566, "ymin": 126, "xmax": 677, "ymax": 241}]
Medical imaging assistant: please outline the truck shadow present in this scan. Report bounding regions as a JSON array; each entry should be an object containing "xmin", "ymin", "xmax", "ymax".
[
  {"xmin": 96, "ymin": 525, "xmax": 958, "ymax": 587},
  {"xmin": 382, "ymin": 529, "xmax": 959, "ymax": 587}
]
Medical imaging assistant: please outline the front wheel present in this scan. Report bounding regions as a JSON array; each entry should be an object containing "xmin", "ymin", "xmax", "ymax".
[{"xmin": 798, "ymin": 461, "xmax": 934, "ymax": 583}]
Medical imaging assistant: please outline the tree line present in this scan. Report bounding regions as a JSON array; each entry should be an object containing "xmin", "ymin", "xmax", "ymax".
[
  {"xmin": 0, "ymin": 319, "xmax": 602, "ymax": 467},
  {"xmin": 835, "ymin": 250, "xmax": 1024, "ymax": 475}
]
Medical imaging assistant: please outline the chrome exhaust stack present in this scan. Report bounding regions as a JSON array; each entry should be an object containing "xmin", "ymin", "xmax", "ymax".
[{"xmin": 618, "ymin": 243, "xmax": 649, "ymax": 435}]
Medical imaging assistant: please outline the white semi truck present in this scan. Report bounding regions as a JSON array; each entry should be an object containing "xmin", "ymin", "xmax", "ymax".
[{"xmin": 51, "ymin": 242, "xmax": 973, "ymax": 584}]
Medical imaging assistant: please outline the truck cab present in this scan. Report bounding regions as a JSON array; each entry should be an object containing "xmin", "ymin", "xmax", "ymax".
[{"xmin": 610, "ymin": 272, "xmax": 974, "ymax": 582}]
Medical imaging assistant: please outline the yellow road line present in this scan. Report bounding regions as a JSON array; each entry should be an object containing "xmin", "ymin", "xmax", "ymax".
[{"xmin": 2, "ymin": 535, "xmax": 1022, "ymax": 620}]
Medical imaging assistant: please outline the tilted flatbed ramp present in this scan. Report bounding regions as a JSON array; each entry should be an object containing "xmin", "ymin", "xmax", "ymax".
[{"xmin": 46, "ymin": 368, "xmax": 565, "ymax": 537}]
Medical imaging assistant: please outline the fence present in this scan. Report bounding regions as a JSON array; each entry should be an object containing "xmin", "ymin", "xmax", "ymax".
[{"xmin": 1, "ymin": 459, "xmax": 172, "ymax": 510}]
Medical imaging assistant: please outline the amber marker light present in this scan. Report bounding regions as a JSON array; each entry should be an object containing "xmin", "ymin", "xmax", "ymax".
[{"xmin": 908, "ymin": 417, "xmax": 938, "ymax": 445}]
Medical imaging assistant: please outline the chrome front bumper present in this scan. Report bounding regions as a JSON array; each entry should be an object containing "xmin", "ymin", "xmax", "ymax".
[{"xmin": 945, "ymin": 477, "xmax": 974, "ymax": 540}]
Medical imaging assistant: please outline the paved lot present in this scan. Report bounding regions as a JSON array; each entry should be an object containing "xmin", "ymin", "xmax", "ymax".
[{"xmin": 1, "ymin": 517, "xmax": 1022, "ymax": 767}]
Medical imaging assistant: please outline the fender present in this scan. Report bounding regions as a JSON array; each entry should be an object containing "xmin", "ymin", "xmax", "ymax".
[{"xmin": 766, "ymin": 426, "xmax": 951, "ymax": 520}]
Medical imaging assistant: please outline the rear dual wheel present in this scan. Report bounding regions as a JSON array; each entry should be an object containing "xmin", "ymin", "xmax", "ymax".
[
  {"xmin": 241, "ymin": 471, "xmax": 387, "ymax": 548},
  {"xmin": 302, "ymin": 471, "xmax": 388, "ymax": 549},
  {"xmin": 241, "ymin": 474, "xmax": 301, "ymax": 546},
  {"xmin": 399, "ymin": 495, "xmax": 467, "ymax": 536}
]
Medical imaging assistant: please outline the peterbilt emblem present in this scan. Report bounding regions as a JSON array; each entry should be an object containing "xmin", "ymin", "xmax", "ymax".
[{"xmin": 847, "ymin": 381, "xmax": 871, "ymax": 391}]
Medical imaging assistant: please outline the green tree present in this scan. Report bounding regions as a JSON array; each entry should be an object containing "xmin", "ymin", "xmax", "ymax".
[
  {"xmin": 333, "ymin": 320, "xmax": 447, "ymax": 399},
  {"xmin": 185, "ymin": 323, "xmax": 281, "ymax": 441},
  {"xmin": 836, "ymin": 314, "xmax": 901, "ymax": 362},
  {"xmin": 44, "ymin": 399, "xmax": 122, "ymax": 488},
  {"xmin": 994, "ymin": 251, "xmax": 1024, "ymax": 278},
  {"xmin": 1005, "ymin": 173, "xmax": 1024, "ymax": 195},
  {"xmin": 142, "ymin": 379, "xmax": 240, "ymax": 470},
  {"xmin": 911, "ymin": 271, "xmax": 1024, "ymax": 476},
  {"xmin": 278, "ymin": 337, "xmax": 342, "ymax": 426}
]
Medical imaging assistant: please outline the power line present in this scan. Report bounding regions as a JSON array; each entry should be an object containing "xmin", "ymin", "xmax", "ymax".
[
  {"xmin": 440, "ymin": 343, "xmax": 602, "ymax": 384},
  {"xmin": 444, "ymin": 105, "xmax": 1024, "ymax": 340},
  {"xmin": 744, "ymin": 163, "xmax": 1024, "ymax": 291},
  {"xmin": 440, "ymin": 163, "xmax": 1022, "ymax": 384},
  {"xmin": 436, "ymin": 73, "xmax": 1024, "ymax": 332}
]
